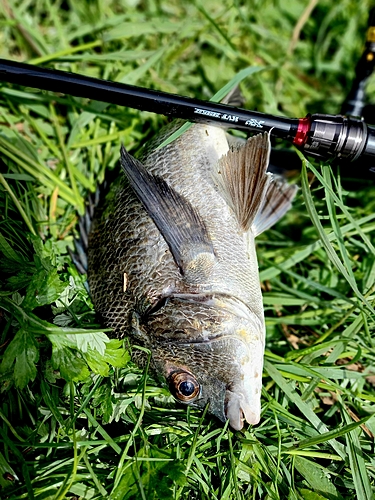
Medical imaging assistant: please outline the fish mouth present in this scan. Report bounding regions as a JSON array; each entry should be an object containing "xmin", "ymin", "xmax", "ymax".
[{"xmin": 225, "ymin": 390, "xmax": 260, "ymax": 431}]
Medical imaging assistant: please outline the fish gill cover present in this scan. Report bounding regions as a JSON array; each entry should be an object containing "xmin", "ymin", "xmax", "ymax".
[{"xmin": 0, "ymin": 1, "xmax": 375, "ymax": 499}]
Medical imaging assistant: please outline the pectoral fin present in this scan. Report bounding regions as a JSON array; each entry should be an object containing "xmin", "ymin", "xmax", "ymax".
[{"xmin": 120, "ymin": 146, "xmax": 215, "ymax": 280}]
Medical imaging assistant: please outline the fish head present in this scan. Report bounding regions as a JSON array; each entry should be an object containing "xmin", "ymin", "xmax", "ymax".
[{"xmin": 148, "ymin": 296, "xmax": 265, "ymax": 430}]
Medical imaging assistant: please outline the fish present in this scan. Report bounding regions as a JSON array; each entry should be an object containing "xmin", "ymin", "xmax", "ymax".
[{"xmin": 84, "ymin": 119, "xmax": 297, "ymax": 430}]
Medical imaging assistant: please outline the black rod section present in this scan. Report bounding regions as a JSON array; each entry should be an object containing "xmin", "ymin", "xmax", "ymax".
[
  {"xmin": 341, "ymin": 8, "xmax": 375, "ymax": 117},
  {"xmin": 0, "ymin": 58, "xmax": 298, "ymax": 139}
]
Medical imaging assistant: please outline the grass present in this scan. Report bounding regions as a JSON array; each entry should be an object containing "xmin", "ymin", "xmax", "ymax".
[{"xmin": 1, "ymin": 0, "xmax": 375, "ymax": 498}]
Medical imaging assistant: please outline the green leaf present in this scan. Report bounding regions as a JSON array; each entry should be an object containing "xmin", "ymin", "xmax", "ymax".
[
  {"xmin": 51, "ymin": 346, "xmax": 90, "ymax": 381},
  {"xmin": 23, "ymin": 267, "xmax": 67, "ymax": 311},
  {"xmin": 68, "ymin": 484, "xmax": 97, "ymax": 500},
  {"xmin": 298, "ymin": 489, "xmax": 332, "ymax": 500},
  {"xmin": 6, "ymin": 269, "xmax": 34, "ymax": 290},
  {"xmin": 83, "ymin": 349, "xmax": 110, "ymax": 376},
  {"xmin": 103, "ymin": 20, "xmax": 195, "ymax": 42},
  {"xmin": 309, "ymin": 162, "xmax": 375, "ymax": 256},
  {"xmin": 294, "ymin": 456, "xmax": 343, "ymax": 500},
  {"xmin": 101, "ymin": 339, "xmax": 130, "ymax": 367},
  {"xmin": 167, "ymin": 463, "xmax": 188, "ymax": 487},
  {"xmin": 0, "ymin": 328, "xmax": 39, "ymax": 389},
  {"xmin": 48, "ymin": 334, "xmax": 128, "ymax": 379},
  {"xmin": 28, "ymin": 235, "xmax": 65, "ymax": 271},
  {"xmin": 0, "ymin": 231, "xmax": 24, "ymax": 263},
  {"xmin": 92, "ymin": 383, "xmax": 114, "ymax": 423},
  {"xmin": 83, "ymin": 339, "xmax": 130, "ymax": 376},
  {"xmin": 66, "ymin": 331, "xmax": 109, "ymax": 354},
  {"xmin": 49, "ymin": 331, "xmax": 110, "ymax": 353},
  {"xmin": 0, "ymin": 451, "xmax": 19, "ymax": 488}
]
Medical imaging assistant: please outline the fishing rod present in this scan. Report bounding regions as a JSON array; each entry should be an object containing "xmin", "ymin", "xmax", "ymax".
[
  {"xmin": 0, "ymin": 58, "xmax": 374, "ymax": 163},
  {"xmin": 341, "ymin": 7, "xmax": 375, "ymax": 119},
  {"xmin": 1, "ymin": 23, "xmax": 375, "ymax": 166}
]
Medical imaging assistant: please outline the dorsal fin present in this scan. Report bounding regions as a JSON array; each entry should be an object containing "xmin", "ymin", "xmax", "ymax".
[
  {"xmin": 213, "ymin": 132, "xmax": 297, "ymax": 235},
  {"xmin": 120, "ymin": 146, "xmax": 215, "ymax": 282},
  {"xmin": 220, "ymin": 85, "xmax": 245, "ymax": 107},
  {"xmin": 252, "ymin": 176, "xmax": 298, "ymax": 236},
  {"xmin": 213, "ymin": 133, "xmax": 272, "ymax": 232}
]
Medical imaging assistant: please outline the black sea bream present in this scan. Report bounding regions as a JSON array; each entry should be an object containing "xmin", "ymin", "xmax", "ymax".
[{"xmin": 87, "ymin": 122, "xmax": 297, "ymax": 430}]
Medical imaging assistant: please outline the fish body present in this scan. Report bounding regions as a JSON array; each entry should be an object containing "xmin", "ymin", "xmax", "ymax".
[{"xmin": 87, "ymin": 122, "xmax": 297, "ymax": 430}]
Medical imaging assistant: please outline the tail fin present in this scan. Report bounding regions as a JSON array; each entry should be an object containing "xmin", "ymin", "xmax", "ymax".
[{"xmin": 69, "ymin": 183, "xmax": 105, "ymax": 275}]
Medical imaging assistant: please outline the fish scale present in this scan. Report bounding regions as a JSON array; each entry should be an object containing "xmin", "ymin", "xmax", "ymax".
[{"xmin": 86, "ymin": 121, "xmax": 297, "ymax": 430}]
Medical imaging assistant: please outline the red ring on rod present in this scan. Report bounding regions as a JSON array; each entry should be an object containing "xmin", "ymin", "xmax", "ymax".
[{"xmin": 293, "ymin": 115, "xmax": 312, "ymax": 146}]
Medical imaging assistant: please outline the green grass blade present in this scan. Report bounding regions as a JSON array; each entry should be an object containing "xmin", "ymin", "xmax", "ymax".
[
  {"xmin": 264, "ymin": 361, "xmax": 346, "ymax": 459},
  {"xmin": 343, "ymin": 408, "xmax": 373, "ymax": 500},
  {"xmin": 300, "ymin": 155, "xmax": 375, "ymax": 315}
]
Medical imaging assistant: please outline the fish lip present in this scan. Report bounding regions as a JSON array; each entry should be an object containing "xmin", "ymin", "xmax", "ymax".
[{"xmin": 225, "ymin": 390, "xmax": 261, "ymax": 431}]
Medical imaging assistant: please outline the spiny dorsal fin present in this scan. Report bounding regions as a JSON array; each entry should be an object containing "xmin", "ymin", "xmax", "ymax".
[
  {"xmin": 213, "ymin": 133, "xmax": 272, "ymax": 232},
  {"xmin": 225, "ymin": 132, "xmax": 246, "ymax": 151},
  {"xmin": 120, "ymin": 146, "xmax": 215, "ymax": 281},
  {"xmin": 220, "ymin": 85, "xmax": 246, "ymax": 107},
  {"xmin": 252, "ymin": 176, "xmax": 298, "ymax": 236}
]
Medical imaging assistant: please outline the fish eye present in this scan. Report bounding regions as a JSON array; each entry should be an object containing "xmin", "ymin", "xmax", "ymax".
[{"xmin": 168, "ymin": 371, "xmax": 200, "ymax": 402}]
